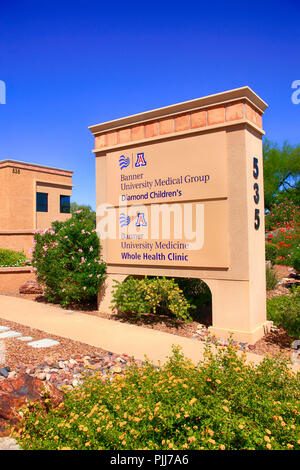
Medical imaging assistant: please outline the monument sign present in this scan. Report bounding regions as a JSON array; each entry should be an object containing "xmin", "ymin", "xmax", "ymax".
[{"xmin": 89, "ymin": 87, "xmax": 270, "ymax": 343}]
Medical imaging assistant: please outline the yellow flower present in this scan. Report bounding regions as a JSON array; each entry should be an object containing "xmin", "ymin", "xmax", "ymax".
[
  {"xmin": 238, "ymin": 424, "xmax": 244, "ymax": 430},
  {"xmin": 266, "ymin": 443, "xmax": 272, "ymax": 449},
  {"xmin": 216, "ymin": 379, "xmax": 221, "ymax": 384},
  {"xmin": 222, "ymin": 406, "xmax": 229, "ymax": 413},
  {"xmin": 219, "ymin": 444, "xmax": 226, "ymax": 450},
  {"xmin": 264, "ymin": 436, "xmax": 270, "ymax": 442},
  {"xmin": 265, "ymin": 429, "xmax": 271, "ymax": 434},
  {"xmin": 189, "ymin": 398, "xmax": 197, "ymax": 405},
  {"xmin": 187, "ymin": 436, "xmax": 196, "ymax": 443}
]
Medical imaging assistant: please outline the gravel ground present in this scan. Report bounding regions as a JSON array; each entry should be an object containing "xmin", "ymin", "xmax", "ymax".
[
  {"xmin": 0, "ymin": 317, "xmax": 112, "ymax": 370},
  {"xmin": 0, "ymin": 318, "xmax": 143, "ymax": 451}
]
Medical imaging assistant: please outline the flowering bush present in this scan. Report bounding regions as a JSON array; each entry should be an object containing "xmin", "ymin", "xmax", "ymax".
[
  {"xmin": 14, "ymin": 343, "xmax": 299, "ymax": 450},
  {"xmin": 31, "ymin": 210, "xmax": 106, "ymax": 306},
  {"xmin": 111, "ymin": 276, "xmax": 193, "ymax": 322},
  {"xmin": 267, "ymin": 287, "xmax": 300, "ymax": 338},
  {"xmin": 265, "ymin": 201, "xmax": 299, "ymax": 232},
  {"xmin": 266, "ymin": 226, "xmax": 300, "ymax": 266},
  {"xmin": 265, "ymin": 201, "xmax": 300, "ymax": 266},
  {"xmin": 0, "ymin": 249, "xmax": 27, "ymax": 267}
]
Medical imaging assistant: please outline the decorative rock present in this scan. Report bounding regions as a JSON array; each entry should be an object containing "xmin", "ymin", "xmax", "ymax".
[
  {"xmin": 0, "ymin": 367, "xmax": 10, "ymax": 378},
  {"xmin": 0, "ymin": 373, "xmax": 64, "ymax": 436},
  {"xmin": 19, "ymin": 280, "xmax": 43, "ymax": 295},
  {"xmin": 7, "ymin": 371, "xmax": 16, "ymax": 379},
  {"xmin": 0, "ymin": 331, "xmax": 22, "ymax": 339},
  {"xmin": 0, "ymin": 436, "xmax": 21, "ymax": 450},
  {"xmin": 36, "ymin": 372, "xmax": 46, "ymax": 381},
  {"xmin": 27, "ymin": 339, "xmax": 60, "ymax": 348}
]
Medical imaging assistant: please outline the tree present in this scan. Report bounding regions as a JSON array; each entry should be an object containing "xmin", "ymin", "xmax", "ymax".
[
  {"xmin": 70, "ymin": 202, "xmax": 96, "ymax": 227},
  {"xmin": 263, "ymin": 139, "xmax": 300, "ymax": 210}
]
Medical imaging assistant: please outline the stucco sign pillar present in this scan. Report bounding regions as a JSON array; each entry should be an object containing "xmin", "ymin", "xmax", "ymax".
[{"xmin": 89, "ymin": 86, "xmax": 269, "ymax": 343}]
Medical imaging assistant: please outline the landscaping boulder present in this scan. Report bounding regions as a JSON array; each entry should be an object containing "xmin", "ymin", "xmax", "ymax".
[
  {"xmin": 19, "ymin": 280, "xmax": 43, "ymax": 295},
  {"xmin": 0, "ymin": 373, "xmax": 64, "ymax": 436}
]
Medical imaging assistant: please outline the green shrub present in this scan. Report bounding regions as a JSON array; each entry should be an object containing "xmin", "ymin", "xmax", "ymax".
[
  {"xmin": 266, "ymin": 266, "xmax": 278, "ymax": 291},
  {"xmin": 0, "ymin": 249, "xmax": 27, "ymax": 267},
  {"xmin": 14, "ymin": 344, "xmax": 300, "ymax": 450},
  {"xmin": 111, "ymin": 276, "xmax": 193, "ymax": 322},
  {"xmin": 267, "ymin": 287, "xmax": 300, "ymax": 338},
  {"xmin": 31, "ymin": 210, "xmax": 106, "ymax": 307},
  {"xmin": 292, "ymin": 246, "xmax": 300, "ymax": 273},
  {"xmin": 174, "ymin": 277, "xmax": 212, "ymax": 310},
  {"xmin": 265, "ymin": 243, "xmax": 279, "ymax": 265}
]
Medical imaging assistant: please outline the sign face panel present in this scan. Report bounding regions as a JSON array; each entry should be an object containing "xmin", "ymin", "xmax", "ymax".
[
  {"xmin": 102, "ymin": 131, "xmax": 229, "ymax": 269},
  {"xmin": 107, "ymin": 131, "xmax": 228, "ymax": 206}
]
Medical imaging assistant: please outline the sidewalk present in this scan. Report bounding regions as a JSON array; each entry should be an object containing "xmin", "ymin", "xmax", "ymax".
[{"xmin": 0, "ymin": 294, "xmax": 296, "ymax": 370}]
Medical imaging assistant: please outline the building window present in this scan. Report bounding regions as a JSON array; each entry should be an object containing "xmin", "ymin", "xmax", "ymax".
[
  {"xmin": 36, "ymin": 192, "xmax": 48, "ymax": 212},
  {"xmin": 60, "ymin": 195, "xmax": 70, "ymax": 213}
]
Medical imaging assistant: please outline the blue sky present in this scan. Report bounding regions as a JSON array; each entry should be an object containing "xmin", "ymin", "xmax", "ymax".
[{"xmin": 0, "ymin": 0, "xmax": 299, "ymax": 209}]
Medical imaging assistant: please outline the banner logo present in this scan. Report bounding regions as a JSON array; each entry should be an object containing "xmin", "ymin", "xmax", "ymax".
[{"xmin": 119, "ymin": 155, "xmax": 130, "ymax": 170}]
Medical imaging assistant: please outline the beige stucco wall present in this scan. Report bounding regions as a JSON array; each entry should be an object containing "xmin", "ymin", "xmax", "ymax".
[
  {"xmin": 0, "ymin": 267, "xmax": 36, "ymax": 292},
  {"xmin": 0, "ymin": 161, "xmax": 73, "ymax": 255},
  {"xmin": 35, "ymin": 181, "xmax": 72, "ymax": 229},
  {"xmin": 0, "ymin": 232, "xmax": 34, "ymax": 256}
]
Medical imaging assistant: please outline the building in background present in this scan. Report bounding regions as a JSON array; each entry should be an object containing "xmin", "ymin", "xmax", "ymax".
[{"xmin": 0, "ymin": 160, "xmax": 73, "ymax": 256}]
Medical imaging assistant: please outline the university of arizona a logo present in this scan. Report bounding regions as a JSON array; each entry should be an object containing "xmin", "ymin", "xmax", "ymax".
[
  {"xmin": 119, "ymin": 155, "xmax": 130, "ymax": 170},
  {"xmin": 135, "ymin": 152, "xmax": 146, "ymax": 167},
  {"xmin": 119, "ymin": 213, "xmax": 131, "ymax": 227},
  {"xmin": 135, "ymin": 212, "xmax": 147, "ymax": 227}
]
